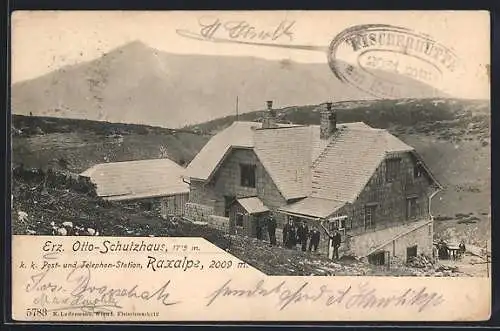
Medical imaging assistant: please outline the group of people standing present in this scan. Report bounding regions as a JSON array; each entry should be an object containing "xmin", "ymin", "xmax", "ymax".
[
  {"xmin": 261, "ymin": 215, "xmax": 342, "ymax": 260},
  {"xmin": 282, "ymin": 219, "xmax": 321, "ymax": 252}
]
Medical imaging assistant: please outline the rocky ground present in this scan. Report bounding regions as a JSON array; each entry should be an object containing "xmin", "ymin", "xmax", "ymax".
[{"xmin": 225, "ymin": 235, "xmax": 472, "ymax": 277}]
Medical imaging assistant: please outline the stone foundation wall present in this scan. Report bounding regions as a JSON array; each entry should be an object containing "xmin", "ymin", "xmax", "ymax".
[
  {"xmin": 185, "ymin": 202, "xmax": 215, "ymax": 222},
  {"xmin": 349, "ymin": 219, "xmax": 433, "ymax": 260},
  {"xmin": 208, "ymin": 215, "xmax": 231, "ymax": 232}
]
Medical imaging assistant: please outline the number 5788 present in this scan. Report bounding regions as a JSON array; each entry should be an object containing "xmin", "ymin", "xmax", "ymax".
[{"xmin": 25, "ymin": 307, "xmax": 47, "ymax": 317}]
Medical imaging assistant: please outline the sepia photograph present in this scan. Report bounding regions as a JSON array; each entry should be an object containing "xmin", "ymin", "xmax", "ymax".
[
  {"xmin": 10, "ymin": 10, "xmax": 492, "ymax": 322},
  {"xmin": 9, "ymin": 12, "xmax": 492, "ymax": 322},
  {"xmin": 10, "ymin": 11, "xmax": 490, "ymax": 280}
]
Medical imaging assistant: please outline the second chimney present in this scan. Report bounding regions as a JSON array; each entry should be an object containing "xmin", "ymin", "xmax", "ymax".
[
  {"xmin": 262, "ymin": 100, "xmax": 277, "ymax": 129},
  {"xmin": 320, "ymin": 102, "xmax": 337, "ymax": 139}
]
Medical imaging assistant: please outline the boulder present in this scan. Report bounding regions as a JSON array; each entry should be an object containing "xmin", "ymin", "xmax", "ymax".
[
  {"xmin": 57, "ymin": 227, "xmax": 68, "ymax": 236},
  {"xmin": 18, "ymin": 211, "xmax": 29, "ymax": 222}
]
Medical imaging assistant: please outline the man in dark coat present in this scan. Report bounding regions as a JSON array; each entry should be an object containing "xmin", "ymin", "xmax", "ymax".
[
  {"xmin": 458, "ymin": 240, "xmax": 466, "ymax": 259},
  {"xmin": 296, "ymin": 221, "xmax": 309, "ymax": 251},
  {"xmin": 288, "ymin": 223, "xmax": 297, "ymax": 249},
  {"xmin": 267, "ymin": 214, "xmax": 277, "ymax": 246},
  {"xmin": 437, "ymin": 238, "xmax": 449, "ymax": 259},
  {"xmin": 283, "ymin": 219, "xmax": 296, "ymax": 249},
  {"xmin": 308, "ymin": 226, "xmax": 321, "ymax": 252},
  {"xmin": 282, "ymin": 221, "xmax": 290, "ymax": 247},
  {"xmin": 331, "ymin": 229, "xmax": 342, "ymax": 260}
]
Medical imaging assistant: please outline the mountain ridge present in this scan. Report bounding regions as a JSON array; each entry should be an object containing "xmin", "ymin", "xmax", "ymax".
[{"xmin": 12, "ymin": 40, "xmax": 449, "ymax": 128}]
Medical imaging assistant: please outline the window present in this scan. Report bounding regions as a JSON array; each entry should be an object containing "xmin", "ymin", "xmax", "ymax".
[
  {"xmin": 240, "ymin": 164, "xmax": 256, "ymax": 188},
  {"xmin": 414, "ymin": 163, "xmax": 424, "ymax": 178},
  {"xmin": 406, "ymin": 245, "xmax": 418, "ymax": 262},
  {"xmin": 364, "ymin": 205, "xmax": 377, "ymax": 229},
  {"xmin": 406, "ymin": 197, "xmax": 419, "ymax": 220},
  {"xmin": 386, "ymin": 158, "xmax": 401, "ymax": 182},
  {"xmin": 339, "ymin": 219, "xmax": 346, "ymax": 230},
  {"xmin": 328, "ymin": 216, "xmax": 348, "ymax": 233},
  {"xmin": 236, "ymin": 213, "xmax": 244, "ymax": 227},
  {"xmin": 224, "ymin": 196, "xmax": 234, "ymax": 217}
]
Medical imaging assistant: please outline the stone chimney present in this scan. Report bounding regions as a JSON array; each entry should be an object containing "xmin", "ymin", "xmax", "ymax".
[
  {"xmin": 262, "ymin": 100, "xmax": 278, "ymax": 129},
  {"xmin": 320, "ymin": 102, "xmax": 337, "ymax": 139}
]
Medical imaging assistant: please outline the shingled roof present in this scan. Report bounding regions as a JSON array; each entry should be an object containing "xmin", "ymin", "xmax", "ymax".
[
  {"xmin": 278, "ymin": 197, "xmax": 346, "ymax": 219},
  {"xmin": 237, "ymin": 197, "xmax": 270, "ymax": 214},
  {"xmin": 310, "ymin": 125, "xmax": 415, "ymax": 202},
  {"xmin": 254, "ymin": 126, "xmax": 313, "ymax": 200},
  {"xmin": 186, "ymin": 122, "xmax": 258, "ymax": 181},
  {"xmin": 81, "ymin": 159, "xmax": 188, "ymax": 201}
]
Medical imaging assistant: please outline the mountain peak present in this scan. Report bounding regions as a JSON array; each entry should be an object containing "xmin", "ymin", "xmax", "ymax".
[
  {"xmin": 106, "ymin": 40, "xmax": 155, "ymax": 57},
  {"xmin": 120, "ymin": 39, "xmax": 151, "ymax": 49},
  {"xmin": 12, "ymin": 43, "xmax": 450, "ymax": 128}
]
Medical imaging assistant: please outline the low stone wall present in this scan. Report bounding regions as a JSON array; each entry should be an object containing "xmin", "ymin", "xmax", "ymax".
[
  {"xmin": 185, "ymin": 202, "xmax": 215, "ymax": 222},
  {"xmin": 208, "ymin": 215, "xmax": 230, "ymax": 232},
  {"xmin": 185, "ymin": 203, "xmax": 231, "ymax": 233},
  {"xmin": 385, "ymin": 222, "xmax": 433, "ymax": 259}
]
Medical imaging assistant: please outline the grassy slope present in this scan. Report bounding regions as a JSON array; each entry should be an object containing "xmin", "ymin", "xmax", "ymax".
[{"xmin": 12, "ymin": 115, "xmax": 209, "ymax": 173}]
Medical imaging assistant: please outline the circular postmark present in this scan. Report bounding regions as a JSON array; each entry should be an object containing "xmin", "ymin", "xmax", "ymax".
[{"xmin": 328, "ymin": 24, "xmax": 460, "ymax": 98}]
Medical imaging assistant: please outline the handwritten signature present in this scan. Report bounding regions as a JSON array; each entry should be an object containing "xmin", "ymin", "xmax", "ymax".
[
  {"xmin": 177, "ymin": 16, "xmax": 296, "ymax": 44},
  {"xmin": 206, "ymin": 279, "xmax": 445, "ymax": 312},
  {"xmin": 26, "ymin": 267, "xmax": 181, "ymax": 313}
]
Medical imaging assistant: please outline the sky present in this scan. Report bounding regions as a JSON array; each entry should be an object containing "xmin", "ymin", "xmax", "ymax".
[{"xmin": 11, "ymin": 10, "xmax": 490, "ymax": 99}]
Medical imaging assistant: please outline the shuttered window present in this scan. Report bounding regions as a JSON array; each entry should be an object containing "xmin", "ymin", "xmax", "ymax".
[
  {"xmin": 414, "ymin": 163, "xmax": 424, "ymax": 178},
  {"xmin": 406, "ymin": 197, "xmax": 419, "ymax": 220}
]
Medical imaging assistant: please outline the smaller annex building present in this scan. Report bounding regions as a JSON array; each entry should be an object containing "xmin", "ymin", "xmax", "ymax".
[{"xmin": 80, "ymin": 158, "xmax": 189, "ymax": 217}]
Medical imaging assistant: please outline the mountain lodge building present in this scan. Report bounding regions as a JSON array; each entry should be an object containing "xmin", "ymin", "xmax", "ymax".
[{"xmin": 185, "ymin": 101, "xmax": 442, "ymax": 263}]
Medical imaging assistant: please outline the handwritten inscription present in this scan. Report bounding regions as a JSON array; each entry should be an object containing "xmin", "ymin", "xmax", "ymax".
[
  {"xmin": 206, "ymin": 279, "xmax": 444, "ymax": 312},
  {"xmin": 177, "ymin": 16, "xmax": 296, "ymax": 44},
  {"xmin": 26, "ymin": 267, "xmax": 181, "ymax": 313},
  {"xmin": 15, "ymin": 236, "xmax": 464, "ymax": 321},
  {"xmin": 199, "ymin": 16, "xmax": 295, "ymax": 42}
]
